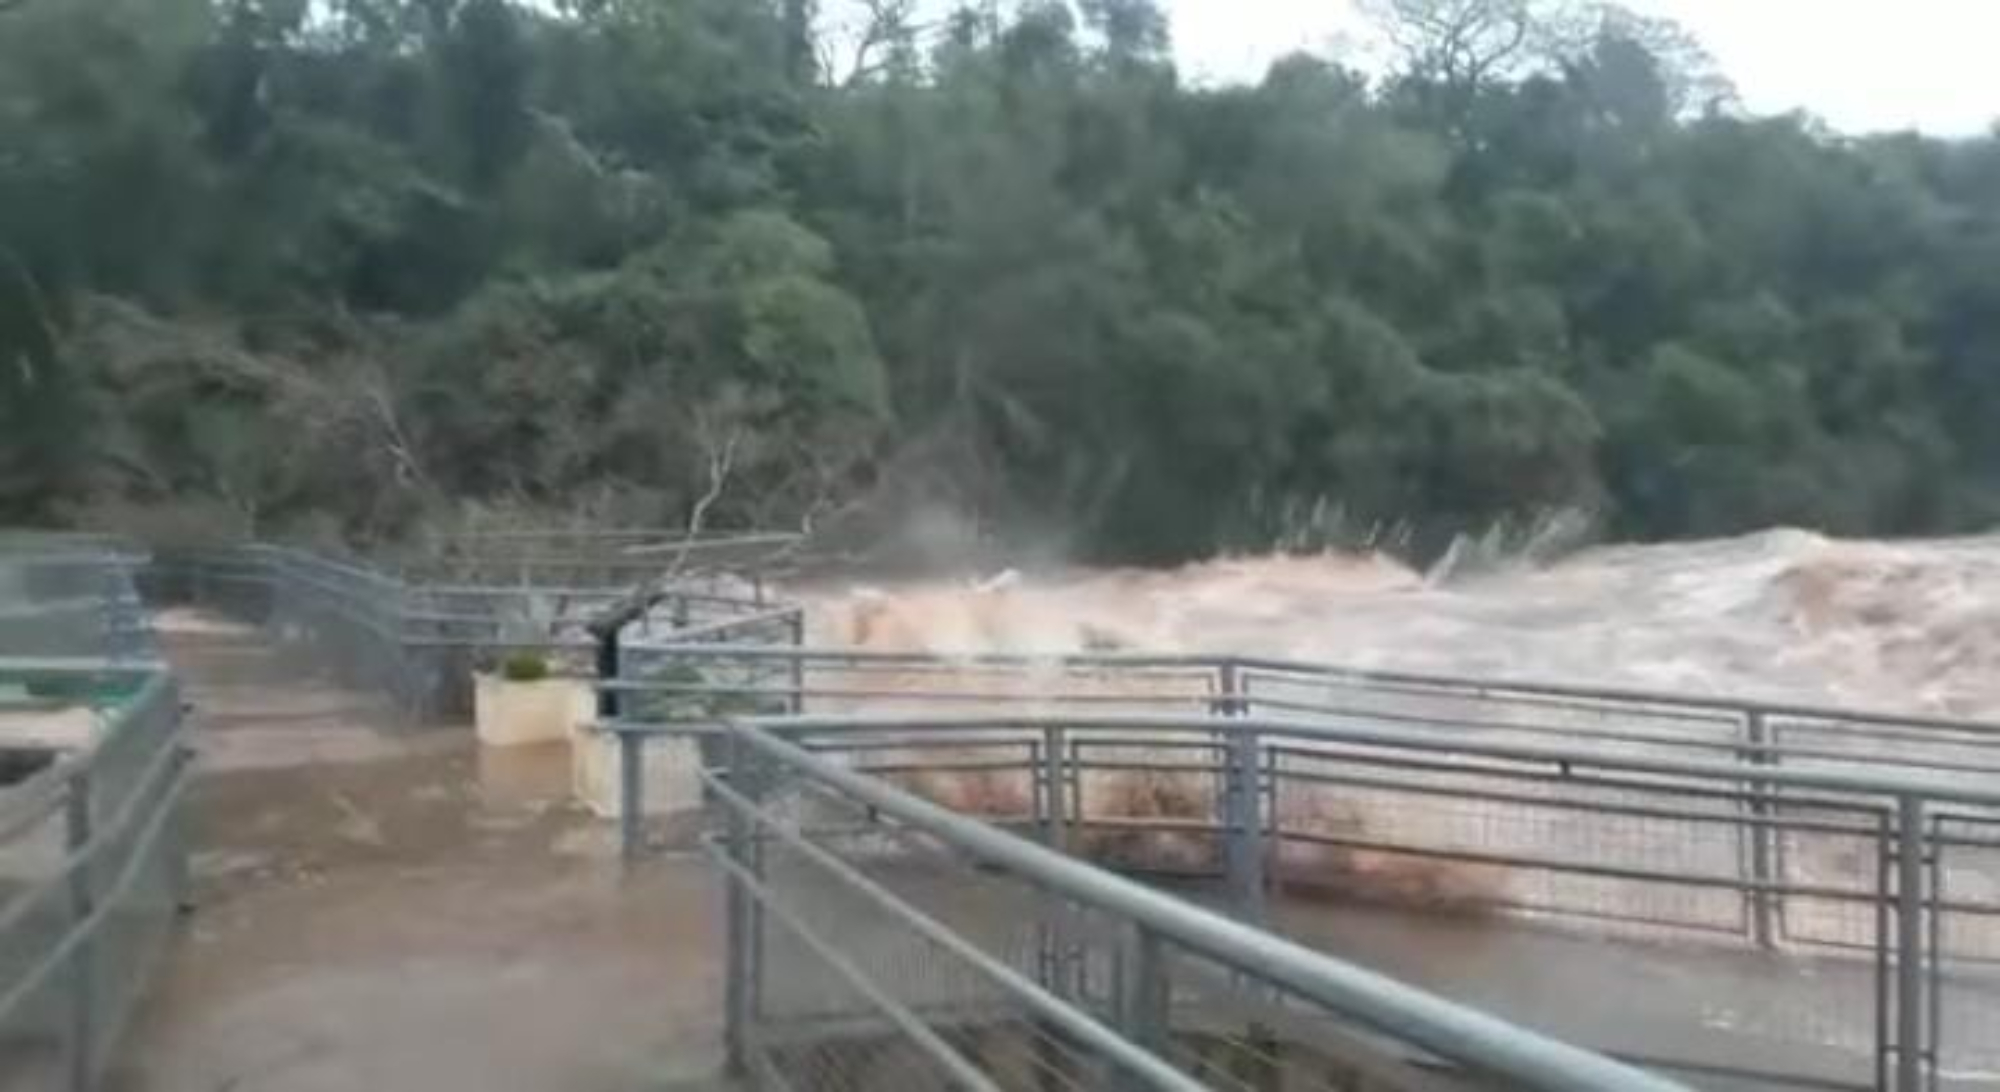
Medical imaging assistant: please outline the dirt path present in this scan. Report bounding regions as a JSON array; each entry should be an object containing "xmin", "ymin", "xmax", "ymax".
[{"xmin": 112, "ymin": 614, "xmax": 726, "ymax": 1092}]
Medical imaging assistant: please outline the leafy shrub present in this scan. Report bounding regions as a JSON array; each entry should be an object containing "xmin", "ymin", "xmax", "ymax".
[{"xmin": 500, "ymin": 653, "xmax": 551, "ymax": 683}]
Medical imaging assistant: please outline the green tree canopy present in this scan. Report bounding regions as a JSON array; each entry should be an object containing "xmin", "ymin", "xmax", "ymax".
[{"xmin": 3, "ymin": 0, "xmax": 1999, "ymax": 560}]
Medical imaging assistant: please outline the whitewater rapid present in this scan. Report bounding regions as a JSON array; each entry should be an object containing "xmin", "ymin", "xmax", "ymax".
[{"xmin": 802, "ymin": 529, "xmax": 2000, "ymax": 720}]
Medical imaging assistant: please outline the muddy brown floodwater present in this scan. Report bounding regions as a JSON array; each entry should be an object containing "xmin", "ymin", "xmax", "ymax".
[
  {"xmin": 805, "ymin": 528, "xmax": 2000, "ymax": 719},
  {"xmin": 112, "ymin": 614, "xmax": 728, "ymax": 1092}
]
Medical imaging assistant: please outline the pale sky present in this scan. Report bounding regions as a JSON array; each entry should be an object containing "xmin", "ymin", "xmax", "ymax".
[{"xmin": 1168, "ymin": 0, "xmax": 2000, "ymax": 135}]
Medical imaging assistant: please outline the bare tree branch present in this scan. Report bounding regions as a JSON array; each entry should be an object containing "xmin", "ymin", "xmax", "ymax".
[
  {"xmin": 361, "ymin": 376, "xmax": 427, "ymax": 490},
  {"xmin": 829, "ymin": 0, "xmax": 931, "ymax": 87},
  {"xmin": 1363, "ymin": 0, "xmax": 1538, "ymax": 90},
  {"xmin": 587, "ymin": 411, "xmax": 747, "ymax": 637},
  {"xmin": 670, "ymin": 418, "xmax": 743, "ymax": 572}
]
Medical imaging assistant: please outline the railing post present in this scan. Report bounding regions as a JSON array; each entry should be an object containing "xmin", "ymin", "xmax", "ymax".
[
  {"xmin": 1926, "ymin": 812, "xmax": 1944, "ymax": 1092},
  {"xmin": 618, "ymin": 730, "xmax": 644, "ymax": 863},
  {"xmin": 786, "ymin": 612, "xmax": 806, "ymax": 716},
  {"xmin": 724, "ymin": 732, "xmax": 766, "ymax": 1076},
  {"xmin": 1224, "ymin": 729, "xmax": 1267, "ymax": 925},
  {"xmin": 1212, "ymin": 661, "xmax": 1263, "ymax": 921},
  {"xmin": 1113, "ymin": 924, "xmax": 1170, "ymax": 1087},
  {"xmin": 63, "ymin": 771, "xmax": 95, "ymax": 1092},
  {"xmin": 598, "ymin": 621, "xmax": 646, "ymax": 863},
  {"xmin": 1744, "ymin": 709, "xmax": 1780, "ymax": 949},
  {"xmin": 1041, "ymin": 726, "xmax": 1069, "ymax": 853},
  {"xmin": 1213, "ymin": 660, "xmax": 1246, "ymax": 718},
  {"xmin": 595, "ymin": 622, "xmax": 622, "ymax": 721},
  {"xmin": 168, "ymin": 740, "xmax": 195, "ymax": 914},
  {"xmin": 1896, "ymin": 794, "xmax": 1928, "ymax": 1092}
]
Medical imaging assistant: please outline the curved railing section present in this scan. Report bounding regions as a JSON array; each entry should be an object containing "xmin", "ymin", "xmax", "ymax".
[
  {"xmin": 603, "ymin": 641, "xmax": 2000, "ymax": 1091},
  {"xmin": 711, "ymin": 719, "xmax": 1689, "ymax": 1092},
  {"xmin": 145, "ymin": 535, "xmax": 793, "ymax": 721}
]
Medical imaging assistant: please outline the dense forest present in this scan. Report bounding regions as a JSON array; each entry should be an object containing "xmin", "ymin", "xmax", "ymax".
[{"xmin": 3, "ymin": 0, "xmax": 1999, "ymax": 562}]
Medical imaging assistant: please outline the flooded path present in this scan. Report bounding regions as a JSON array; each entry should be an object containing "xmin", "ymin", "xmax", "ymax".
[{"xmin": 111, "ymin": 613, "xmax": 726, "ymax": 1092}]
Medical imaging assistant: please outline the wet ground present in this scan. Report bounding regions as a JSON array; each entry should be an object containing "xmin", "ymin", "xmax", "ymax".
[{"xmin": 110, "ymin": 615, "xmax": 730, "ymax": 1092}]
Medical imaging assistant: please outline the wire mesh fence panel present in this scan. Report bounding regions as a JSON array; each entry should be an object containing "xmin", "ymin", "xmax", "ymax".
[
  {"xmin": 138, "ymin": 547, "xmax": 275, "ymax": 621},
  {"xmin": 0, "ymin": 662, "xmax": 186, "ymax": 1092},
  {"xmin": 0, "ymin": 801, "xmax": 73, "ymax": 1088},
  {"xmin": 749, "ymin": 714, "xmax": 1984, "ymax": 1088},
  {"xmin": 0, "ymin": 537, "xmax": 156, "ymax": 664},
  {"xmin": 1165, "ymin": 947, "xmax": 1500, "ymax": 1091},
  {"xmin": 835, "ymin": 734, "xmax": 1045, "ymax": 829},
  {"xmin": 778, "ymin": 657, "xmax": 1219, "ymax": 721},
  {"xmin": 1262, "ymin": 740, "xmax": 1904, "ymax": 1083},
  {"xmin": 1069, "ymin": 734, "xmax": 1226, "ymax": 879},
  {"xmin": 1930, "ymin": 814, "xmax": 2000, "ymax": 1085},
  {"xmin": 260, "ymin": 548, "xmax": 412, "ymax": 707},
  {"xmin": 1238, "ymin": 666, "xmax": 1747, "ymax": 766},
  {"xmin": 1766, "ymin": 715, "xmax": 2000, "ymax": 792},
  {"xmin": 723, "ymin": 779, "xmax": 1157, "ymax": 1092},
  {"xmin": 1238, "ymin": 661, "xmax": 2000, "ymax": 800},
  {"xmin": 1267, "ymin": 744, "xmax": 1752, "ymax": 937},
  {"xmin": 714, "ymin": 723, "xmax": 1695, "ymax": 1092},
  {"xmin": 83, "ymin": 752, "xmax": 184, "ymax": 1077},
  {"xmin": 1773, "ymin": 801, "xmax": 1894, "ymax": 952},
  {"xmin": 400, "ymin": 529, "xmax": 799, "ymax": 591}
]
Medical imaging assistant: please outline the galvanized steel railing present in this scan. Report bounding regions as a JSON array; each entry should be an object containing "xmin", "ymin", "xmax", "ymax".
[
  {"xmin": 0, "ymin": 534, "xmax": 157, "ymax": 666},
  {"xmin": 145, "ymin": 537, "xmax": 790, "ymax": 720},
  {"xmin": 0, "ymin": 662, "xmax": 189, "ymax": 1091},
  {"xmin": 604, "ymin": 645, "xmax": 2000, "ymax": 1090},
  {"xmin": 711, "ymin": 720, "xmax": 1691, "ymax": 1092}
]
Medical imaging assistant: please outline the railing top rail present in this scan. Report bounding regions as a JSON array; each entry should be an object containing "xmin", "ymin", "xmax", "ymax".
[
  {"xmin": 250, "ymin": 544, "xmax": 406, "ymax": 589},
  {"xmin": 406, "ymin": 554, "xmax": 760, "ymax": 570},
  {"xmin": 0, "ymin": 656, "xmax": 169, "ymax": 677},
  {"xmin": 606, "ymin": 642, "xmax": 1230, "ymax": 670},
  {"xmin": 622, "ymin": 606, "xmax": 804, "ymax": 647},
  {"xmin": 628, "ymin": 640, "xmax": 2000, "ymax": 739},
  {"xmin": 415, "ymin": 528, "xmax": 798, "ymax": 545},
  {"xmin": 732, "ymin": 711, "xmax": 2000, "ymax": 810},
  {"xmin": 0, "ymin": 547, "xmax": 150, "ymax": 565},
  {"xmin": 409, "ymin": 583, "xmax": 753, "ymax": 601},
  {"xmin": 0, "ymin": 668, "xmax": 176, "ymax": 843},
  {"xmin": 727, "ymin": 720, "xmax": 1690, "ymax": 1092},
  {"xmin": 0, "ymin": 530, "xmax": 143, "ymax": 550},
  {"xmin": 603, "ymin": 531, "xmax": 805, "ymax": 558},
  {"xmin": 1222, "ymin": 654, "xmax": 2000, "ymax": 736}
]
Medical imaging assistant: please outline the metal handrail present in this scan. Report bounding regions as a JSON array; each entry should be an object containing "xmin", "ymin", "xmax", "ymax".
[
  {"xmin": 729, "ymin": 711, "xmax": 2000, "ymax": 809},
  {"xmin": 606, "ymin": 641, "xmax": 2000, "ymax": 740},
  {"xmin": 601, "ymin": 644, "xmax": 2000, "ymax": 797},
  {"xmin": 724, "ymin": 719, "xmax": 1692, "ymax": 1092},
  {"xmin": 0, "ymin": 659, "xmax": 186, "ymax": 1088}
]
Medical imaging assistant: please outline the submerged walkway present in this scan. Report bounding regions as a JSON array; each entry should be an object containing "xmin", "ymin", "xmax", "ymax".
[{"xmin": 109, "ymin": 611, "xmax": 729, "ymax": 1092}]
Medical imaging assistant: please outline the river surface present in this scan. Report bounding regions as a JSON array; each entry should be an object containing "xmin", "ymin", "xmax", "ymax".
[{"xmin": 800, "ymin": 528, "xmax": 2000, "ymax": 720}]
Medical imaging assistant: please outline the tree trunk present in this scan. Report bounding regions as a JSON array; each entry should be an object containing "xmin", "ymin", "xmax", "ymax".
[{"xmin": 783, "ymin": 0, "xmax": 813, "ymax": 85}]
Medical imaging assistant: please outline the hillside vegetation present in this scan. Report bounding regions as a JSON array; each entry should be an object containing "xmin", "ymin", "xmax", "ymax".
[{"xmin": 4, "ymin": 0, "xmax": 1999, "ymax": 561}]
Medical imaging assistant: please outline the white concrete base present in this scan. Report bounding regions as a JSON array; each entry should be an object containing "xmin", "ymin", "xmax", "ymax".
[
  {"xmin": 0, "ymin": 706, "xmax": 94, "ymax": 751},
  {"xmin": 570, "ymin": 724, "xmax": 704, "ymax": 819},
  {"xmin": 473, "ymin": 675, "xmax": 591, "ymax": 748}
]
